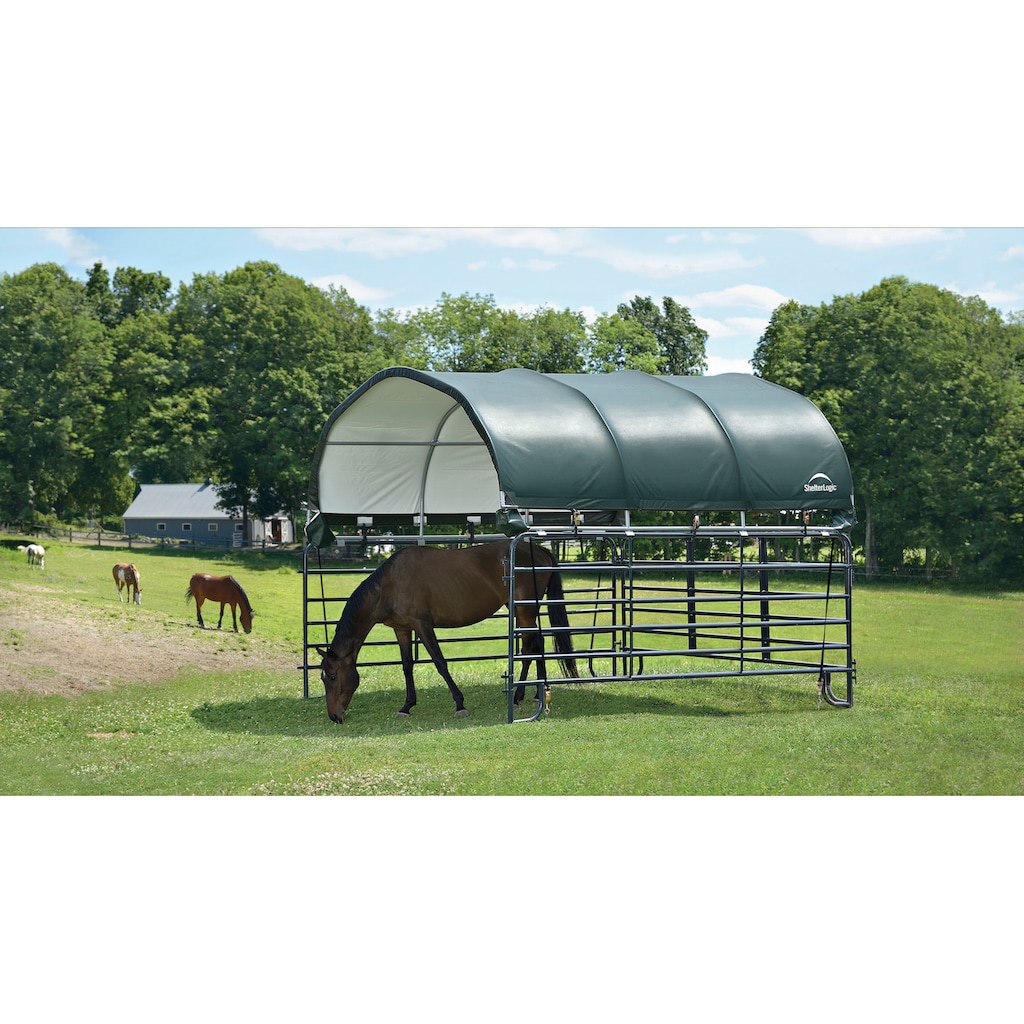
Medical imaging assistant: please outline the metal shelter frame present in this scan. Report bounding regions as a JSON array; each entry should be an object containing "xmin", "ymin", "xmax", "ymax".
[{"xmin": 300, "ymin": 368, "xmax": 858, "ymax": 722}]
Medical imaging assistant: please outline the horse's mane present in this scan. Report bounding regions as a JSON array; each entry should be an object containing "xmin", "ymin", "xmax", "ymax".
[
  {"xmin": 228, "ymin": 575, "xmax": 253, "ymax": 612},
  {"xmin": 336, "ymin": 561, "xmax": 388, "ymax": 638}
]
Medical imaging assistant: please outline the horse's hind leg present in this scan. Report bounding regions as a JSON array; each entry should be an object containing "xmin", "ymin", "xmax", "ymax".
[
  {"xmin": 195, "ymin": 595, "xmax": 206, "ymax": 628},
  {"xmin": 395, "ymin": 629, "xmax": 417, "ymax": 717},
  {"xmin": 513, "ymin": 610, "xmax": 547, "ymax": 706},
  {"xmin": 416, "ymin": 624, "xmax": 468, "ymax": 716},
  {"xmin": 217, "ymin": 602, "xmax": 227, "ymax": 629}
]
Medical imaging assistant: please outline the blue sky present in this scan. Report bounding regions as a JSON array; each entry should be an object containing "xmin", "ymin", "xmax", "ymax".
[{"xmin": 3, "ymin": 226, "xmax": 1023, "ymax": 374}]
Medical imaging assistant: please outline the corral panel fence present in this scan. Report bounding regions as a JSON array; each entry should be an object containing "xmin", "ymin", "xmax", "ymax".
[{"xmin": 300, "ymin": 525, "xmax": 854, "ymax": 723}]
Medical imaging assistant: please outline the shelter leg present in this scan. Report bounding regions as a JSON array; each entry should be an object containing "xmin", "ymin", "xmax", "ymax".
[
  {"xmin": 513, "ymin": 611, "xmax": 547, "ymax": 706},
  {"xmin": 415, "ymin": 624, "xmax": 468, "ymax": 717},
  {"xmin": 395, "ymin": 629, "xmax": 417, "ymax": 717}
]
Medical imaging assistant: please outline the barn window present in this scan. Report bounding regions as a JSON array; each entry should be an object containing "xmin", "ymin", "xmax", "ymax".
[
  {"xmin": 156, "ymin": 523, "xmax": 166, "ymax": 532},
  {"xmin": 208, "ymin": 523, "xmax": 218, "ymax": 532},
  {"xmin": 182, "ymin": 523, "xmax": 192, "ymax": 532}
]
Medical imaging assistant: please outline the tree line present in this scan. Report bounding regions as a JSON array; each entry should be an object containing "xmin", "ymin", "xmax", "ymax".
[
  {"xmin": 2, "ymin": 260, "xmax": 1021, "ymax": 582},
  {"xmin": 753, "ymin": 276, "xmax": 1024, "ymax": 582},
  {"xmin": 0, "ymin": 261, "xmax": 706, "ymax": 534}
]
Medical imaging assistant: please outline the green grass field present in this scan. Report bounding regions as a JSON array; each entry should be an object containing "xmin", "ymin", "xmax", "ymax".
[{"xmin": 1, "ymin": 538, "xmax": 1021, "ymax": 795}]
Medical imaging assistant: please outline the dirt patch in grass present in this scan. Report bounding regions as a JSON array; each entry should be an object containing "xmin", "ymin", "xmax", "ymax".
[{"xmin": 0, "ymin": 583, "xmax": 295, "ymax": 697}]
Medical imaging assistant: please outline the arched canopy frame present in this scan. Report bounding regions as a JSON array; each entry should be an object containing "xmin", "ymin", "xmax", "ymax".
[{"xmin": 307, "ymin": 367, "xmax": 855, "ymax": 528}]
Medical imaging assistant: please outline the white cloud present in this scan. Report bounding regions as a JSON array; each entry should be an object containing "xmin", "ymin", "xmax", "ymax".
[
  {"xmin": 38, "ymin": 228, "xmax": 101, "ymax": 267},
  {"xmin": 706, "ymin": 354, "xmax": 753, "ymax": 375},
  {"xmin": 799, "ymin": 227, "xmax": 962, "ymax": 250},
  {"xmin": 940, "ymin": 280, "xmax": 1024, "ymax": 311},
  {"xmin": 999, "ymin": 245, "xmax": 1024, "ymax": 261},
  {"xmin": 257, "ymin": 228, "xmax": 447, "ymax": 258},
  {"xmin": 693, "ymin": 314, "xmax": 771, "ymax": 340},
  {"xmin": 261, "ymin": 226, "xmax": 759, "ymax": 279},
  {"xmin": 973, "ymin": 284, "xmax": 1024, "ymax": 307},
  {"xmin": 676, "ymin": 284, "xmax": 790, "ymax": 311},
  {"xmin": 311, "ymin": 273, "xmax": 391, "ymax": 302},
  {"xmin": 602, "ymin": 247, "xmax": 761, "ymax": 277}
]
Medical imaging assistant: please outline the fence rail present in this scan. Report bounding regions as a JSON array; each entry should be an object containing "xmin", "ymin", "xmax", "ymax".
[{"xmin": 2, "ymin": 527, "xmax": 299, "ymax": 554}]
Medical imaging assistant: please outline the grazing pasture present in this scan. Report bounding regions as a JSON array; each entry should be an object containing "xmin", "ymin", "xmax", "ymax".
[{"xmin": 0, "ymin": 538, "xmax": 1021, "ymax": 795}]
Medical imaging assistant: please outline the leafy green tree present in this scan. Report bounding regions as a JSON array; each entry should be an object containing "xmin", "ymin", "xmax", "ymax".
[
  {"xmin": 753, "ymin": 276, "xmax": 1024, "ymax": 581},
  {"xmin": 370, "ymin": 308, "xmax": 430, "ymax": 370},
  {"xmin": 112, "ymin": 266, "xmax": 172, "ymax": 320},
  {"xmin": 616, "ymin": 295, "xmax": 708, "ymax": 374},
  {"xmin": 408, "ymin": 293, "xmax": 588, "ymax": 373},
  {"xmin": 85, "ymin": 262, "xmax": 119, "ymax": 326},
  {"xmin": 0, "ymin": 263, "xmax": 117, "ymax": 523},
  {"xmin": 167, "ymin": 262, "xmax": 376, "ymax": 527},
  {"xmin": 526, "ymin": 306, "xmax": 587, "ymax": 372},
  {"xmin": 587, "ymin": 312, "xmax": 661, "ymax": 373},
  {"xmin": 411, "ymin": 292, "xmax": 502, "ymax": 371}
]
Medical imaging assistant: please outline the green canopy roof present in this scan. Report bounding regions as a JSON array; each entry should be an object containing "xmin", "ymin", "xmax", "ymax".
[{"xmin": 308, "ymin": 367, "xmax": 855, "ymax": 522}]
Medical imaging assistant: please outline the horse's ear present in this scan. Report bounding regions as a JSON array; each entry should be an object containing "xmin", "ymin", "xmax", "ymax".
[{"xmin": 315, "ymin": 645, "xmax": 331, "ymax": 659}]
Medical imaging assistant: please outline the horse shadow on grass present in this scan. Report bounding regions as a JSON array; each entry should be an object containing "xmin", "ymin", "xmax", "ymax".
[{"xmin": 189, "ymin": 677, "xmax": 820, "ymax": 737}]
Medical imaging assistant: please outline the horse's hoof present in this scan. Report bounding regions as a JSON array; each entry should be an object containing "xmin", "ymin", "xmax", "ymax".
[
  {"xmin": 455, "ymin": 708, "xmax": 470, "ymax": 717},
  {"xmin": 397, "ymin": 710, "xmax": 412, "ymax": 718}
]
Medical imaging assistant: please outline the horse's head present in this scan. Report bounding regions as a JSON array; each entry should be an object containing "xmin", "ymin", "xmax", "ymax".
[
  {"xmin": 240, "ymin": 606, "xmax": 254, "ymax": 634},
  {"xmin": 316, "ymin": 642, "xmax": 359, "ymax": 723}
]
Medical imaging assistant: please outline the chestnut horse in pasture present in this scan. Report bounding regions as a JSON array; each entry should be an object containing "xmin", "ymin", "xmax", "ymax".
[
  {"xmin": 185, "ymin": 574, "xmax": 255, "ymax": 633},
  {"xmin": 112, "ymin": 562, "xmax": 142, "ymax": 605},
  {"xmin": 316, "ymin": 540, "xmax": 578, "ymax": 723}
]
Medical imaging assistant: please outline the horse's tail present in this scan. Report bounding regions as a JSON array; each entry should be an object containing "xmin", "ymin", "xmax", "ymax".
[
  {"xmin": 544, "ymin": 556, "xmax": 579, "ymax": 678},
  {"xmin": 184, "ymin": 585, "xmax": 194, "ymax": 605}
]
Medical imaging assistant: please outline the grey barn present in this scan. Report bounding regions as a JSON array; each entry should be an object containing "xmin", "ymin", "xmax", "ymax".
[{"xmin": 122, "ymin": 482, "xmax": 294, "ymax": 545}]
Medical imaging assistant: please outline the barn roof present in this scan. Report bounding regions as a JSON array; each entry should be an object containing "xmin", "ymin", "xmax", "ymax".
[
  {"xmin": 122, "ymin": 482, "xmax": 232, "ymax": 520},
  {"xmin": 307, "ymin": 367, "xmax": 855, "ymax": 525}
]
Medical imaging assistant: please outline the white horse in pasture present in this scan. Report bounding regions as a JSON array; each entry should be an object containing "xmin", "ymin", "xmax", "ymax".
[{"xmin": 18, "ymin": 544, "xmax": 45, "ymax": 569}]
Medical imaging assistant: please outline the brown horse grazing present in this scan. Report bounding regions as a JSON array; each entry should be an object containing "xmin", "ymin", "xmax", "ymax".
[
  {"xmin": 316, "ymin": 540, "xmax": 578, "ymax": 723},
  {"xmin": 185, "ymin": 574, "xmax": 255, "ymax": 633},
  {"xmin": 112, "ymin": 562, "xmax": 142, "ymax": 605}
]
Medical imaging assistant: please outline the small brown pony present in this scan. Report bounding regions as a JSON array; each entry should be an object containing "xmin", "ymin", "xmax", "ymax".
[
  {"xmin": 112, "ymin": 562, "xmax": 142, "ymax": 605},
  {"xmin": 185, "ymin": 574, "xmax": 255, "ymax": 633},
  {"xmin": 316, "ymin": 539, "xmax": 578, "ymax": 723}
]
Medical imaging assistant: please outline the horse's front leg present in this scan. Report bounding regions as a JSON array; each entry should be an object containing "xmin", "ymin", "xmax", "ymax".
[
  {"xmin": 217, "ymin": 602, "xmax": 227, "ymax": 629},
  {"xmin": 394, "ymin": 629, "xmax": 417, "ymax": 717},
  {"xmin": 416, "ymin": 624, "xmax": 468, "ymax": 717}
]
